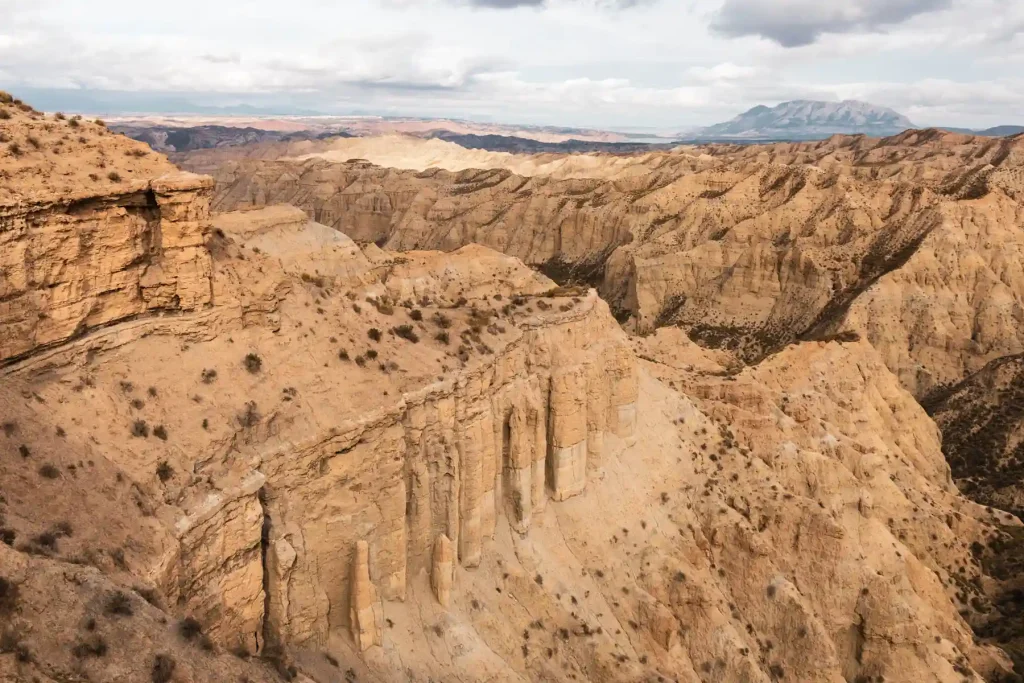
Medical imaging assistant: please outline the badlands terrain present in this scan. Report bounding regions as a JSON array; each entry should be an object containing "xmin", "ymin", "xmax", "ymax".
[{"xmin": 3, "ymin": 90, "xmax": 1024, "ymax": 683}]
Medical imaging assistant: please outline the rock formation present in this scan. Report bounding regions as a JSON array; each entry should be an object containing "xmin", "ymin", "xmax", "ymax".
[
  {"xmin": 431, "ymin": 534, "xmax": 453, "ymax": 608},
  {"xmin": 4, "ymin": 93, "xmax": 1024, "ymax": 683},
  {"xmin": 190, "ymin": 130, "xmax": 1024, "ymax": 401}
]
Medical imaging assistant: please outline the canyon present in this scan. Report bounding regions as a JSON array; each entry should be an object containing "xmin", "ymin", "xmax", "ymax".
[{"xmin": 3, "ymin": 92, "xmax": 1024, "ymax": 683}]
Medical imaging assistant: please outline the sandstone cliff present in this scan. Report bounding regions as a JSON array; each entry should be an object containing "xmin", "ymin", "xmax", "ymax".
[
  {"xmin": 1, "ymin": 101, "xmax": 214, "ymax": 365},
  {"xmin": 4, "ymin": 95, "xmax": 1024, "ymax": 683},
  {"xmin": 192, "ymin": 131, "xmax": 1024, "ymax": 400}
]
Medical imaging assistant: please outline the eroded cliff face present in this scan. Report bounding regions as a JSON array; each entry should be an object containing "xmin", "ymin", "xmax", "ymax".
[
  {"xmin": 2, "ymin": 198, "xmax": 1019, "ymax": 683},
  {"xmin": 0, "ymin": 173, "xmax": 214, "ymax": 364},
  {"xmin": 192, "ymin": 132, "xmax": 1024, "ymax": 399},
  {"xmin": 0, "ymin": 100, "xmax": 215, "ymax": 365},
  {"xmin": 255, "ymin": 288, "xmax": 638, "ymax": 652},
  {"xmin": 5, "ymin": 98, "xmax": 1024, "ymax": 683}
]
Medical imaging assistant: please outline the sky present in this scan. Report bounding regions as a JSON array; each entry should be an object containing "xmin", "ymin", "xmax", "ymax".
[{"xmin": 1, "ymin": 0, "xmax": 1022, "ymax": 131}]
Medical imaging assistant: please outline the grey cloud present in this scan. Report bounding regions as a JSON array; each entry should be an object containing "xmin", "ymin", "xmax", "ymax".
[{"xmin": 711, "ymin": 0, "xmax": 952, "ymax": 47}]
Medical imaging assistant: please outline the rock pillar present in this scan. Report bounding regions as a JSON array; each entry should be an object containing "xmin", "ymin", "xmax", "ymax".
[
  {"xmin": 431, "ymin": 534, "xmax": 454, "ymax": 608},
  {"xmin": 549, "ymin": 366, "xmax": 588, "ymax": 501},
  {"xmin": 349, "ymin": 541, "xmax": 382, "ymax": 651}
]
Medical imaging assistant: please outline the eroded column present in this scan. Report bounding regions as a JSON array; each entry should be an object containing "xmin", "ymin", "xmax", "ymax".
[
  {"xmin": 431, "ymin": 534, "xmax": 454, "ymax": 608},
  {"xmin": 349, "ymin": 541, "xmax": 382, "ymax": 651},
  {"xmin": 549, "ymin": 366, "xmax": 588, "ymax": 501}
]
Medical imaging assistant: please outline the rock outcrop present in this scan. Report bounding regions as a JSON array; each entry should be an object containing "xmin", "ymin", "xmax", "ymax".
[{"xmin": 1, "ymin": 103, "xmax": 215, "ymax": 365}]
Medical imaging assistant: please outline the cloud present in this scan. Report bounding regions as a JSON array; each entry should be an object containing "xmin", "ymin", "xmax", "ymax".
[
  {"xmin": 465, "ymin": 0, "xmax": 543, "ymax": 7},
  {"xmin": 711, "ymin": 0, "xmax": 953, "ymax": 47},
  {"xmin": 456, "ymin": 0, "xmax": 652, "ymax": 8}
]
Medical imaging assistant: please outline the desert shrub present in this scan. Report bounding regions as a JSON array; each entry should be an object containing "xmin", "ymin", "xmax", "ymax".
[
  {"xmin": 134, "ymin": 585, "xmax": 161, "ymax": 607},
  {"xmin": 0, "ymin": 528, "xmax": 14, "ymax": 546},
  {"xmin": 26, "ymin": 135, "xmax": 40, "ymax": 149},
  {"xmin": 435, "ymin": 331, "xmax": 450, "ymax": 345},
  {"xmin": 178, "ymin": 617, "xmax": 203, "ymax": 641},
  {"xmin": 131, "ymin": 419, "xmax": 149, "ymax": 438},
  {"xmin": 368, "ymin": 328, "xmax": 382, "ymax": 342},
  {"xmin": 152, "ymin": 654, "xmax": 175, "ymax": 683},
  {"xmin": 243, "ymin": 353, "xmax": 262, "ymax": 373},
  {"xmin": 54, "ymin": 112, "xmax": 65, "ymax": 120},
  {"xmin": 369, "ymin": 298, "xmax": 394, "ymax": 315},
  {"xmin": 0, "ymin": 628, "xmax": 30, "ymax": 662},
  {"xmin": 18, "ymin": 444, "xmax": 30, "ymax": 458},
  {"xmin": 153, "ymin": 425, "xmax": 168, "ymax": 441},
  {"xmin": 409, "ymin": 309, "xmax": 423, "ymax": 321},
  {"xmin": 201, "ymin": 368, "xmax": 217, "ymax": 383},
  {"xmin": 105, "ymin": 591, "xmax": 134, "ymax": 616},
  {"xmin": 338, "ymin": 349, "xmax": 350, "ymax": 361},
  {"xmin": 366, "ymin": 349, "xmax": 378, "ymax": 360},
  {"xmin": 147, "ymin": 386, "xmax": 158, "ymax": 397},
  {"xmin": 126, "ymin": 148, "xmax": 146, "ymax": 157},
  {"xmin": 0, "ymin": 91, "xmax": 11, "ymax": 104},
  {"xmin": 238, "ymin": 402, "xmax": 260, "ymax": 428},
  {"xmin": 393, "ymin": 325, "xmax": 419, "ymax": 343},
  {"xmin": 0, "ymin": 577, "xmax": 18, "ymax": 614},
  {"xmin": 68, "ymin": 117, "xmax": 79, "ymax": 128},
  {"xmin": 0, "ymin": 110, "xmax": 10, "ymax": 120},
  {"xmin": 156, "ymin": 461, "xmax": 174, "ymax": 482},
  {"xmin": 38, "ymin": 464, "xmax": 60, "ymax": 479},
  {"xmin": 355, "ymin": 355, "xmax": 366, "ymax": 367},
  {"xmin": 433, "ymin": 312, "xmax": 452, "ymax": 329},
  {"xmin": 31, "ymin": 530, "xmax": 57, "ymax": 552},
  {"xmin": 94, "ymin": 118, "xmax": 106, "ymax": 127},
  {"xmin": 72, "ymin": 635, "xmax": 108, "ymax": 658},
  {"xmin": 107, "ymin": 171, "xmax": 121, "ymax": 182},
  {"xmin": 8, "ymin": 142, "xmax": 21, "ymax": 156}
]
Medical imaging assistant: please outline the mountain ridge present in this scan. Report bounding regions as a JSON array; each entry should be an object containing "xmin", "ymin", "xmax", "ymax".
[{"xmin": 690, "ymin": 99, "xmax": 916, "ymax": 140}]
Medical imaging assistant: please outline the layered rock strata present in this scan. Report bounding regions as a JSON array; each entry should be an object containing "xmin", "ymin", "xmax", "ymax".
[{"xmin": 0, "ymin": 172, "xmax": 214, "ymax": 364}]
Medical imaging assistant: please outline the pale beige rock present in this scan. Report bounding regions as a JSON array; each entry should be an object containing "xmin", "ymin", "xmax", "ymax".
[
  {"xmin": 0, "ymin": 171, "xmax": 214, "ymax": 364},
  {"xmin": 349, "ymin": 541, "xmax": 382, "ymax": 651},
  {"xmin": 4, "ymin": 99, "xmax": 1023, "ymax": 683},
  {"xmin": 548, "ymin": 365, "xmax": 589, "ymax": 501},
  {"xmin": 431, "ymin": 534, "xmax": 454, "ymax": 608}
]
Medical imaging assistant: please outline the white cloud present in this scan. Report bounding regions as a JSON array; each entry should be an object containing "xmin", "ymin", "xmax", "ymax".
[{"xmin": 0, "ymin": 0, "xmax": 1020, "ymax": 129}]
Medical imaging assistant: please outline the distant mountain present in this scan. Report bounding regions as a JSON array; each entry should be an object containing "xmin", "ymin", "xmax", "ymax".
[
  {"xmin": 978, "ymin": 125, "xmax": 1024, "ymax": 136},
  {"xmin": 689, "ymin": 100, "xmax": 916, "ymax": 141},
  {"xmin": 920, "ymin": 125, "xmax": 1023, "ymax": 137}
]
